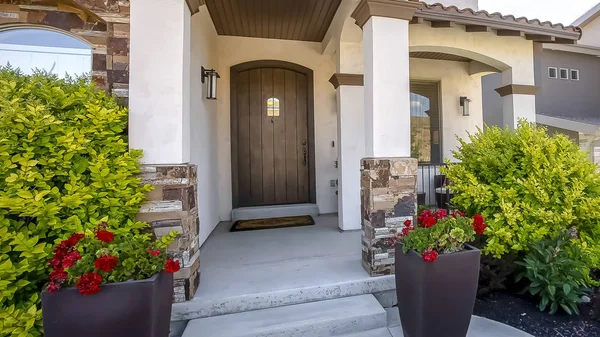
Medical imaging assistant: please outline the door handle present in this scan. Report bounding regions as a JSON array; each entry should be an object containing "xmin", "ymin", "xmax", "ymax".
[
  {"xmin": 303, "ymin": 148, "xmax": 307, "ymax": 166},
  {"xmin": 302, "ymin": 139, "xmax": 307, "ymax": 166}
]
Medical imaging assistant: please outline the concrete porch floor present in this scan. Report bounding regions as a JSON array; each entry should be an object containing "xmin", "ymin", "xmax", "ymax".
[
  {"xmin": 172, "ymin": 214, "xmax": 533, "ymax": 337},
  {"xmin": 172, "ymin": 214, "xmax": 395, "ymax": 321}
]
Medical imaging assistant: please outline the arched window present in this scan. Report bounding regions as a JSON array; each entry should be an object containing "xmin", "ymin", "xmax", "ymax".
[{"xmin": 0, "ymin": 27, "xmax": 92, "ymax": 78}]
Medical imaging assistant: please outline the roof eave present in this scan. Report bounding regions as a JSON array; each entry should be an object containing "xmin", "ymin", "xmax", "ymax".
[
  {"xmin": 537, "ymin": 114, "xmax": 600, "ymax": 134},
  {"xmin": 414, "ymin": 7, "xmax": 581, "ymax": 43}
]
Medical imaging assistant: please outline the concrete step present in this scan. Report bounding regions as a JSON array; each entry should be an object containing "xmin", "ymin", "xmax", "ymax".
[
  {"xmin": 181, "ymin": 294, "xmax": 387, "ymax": 337},
  {"xmin": 340, "ymin": 328, "xmax": 392, "ymax": 337},
  {"xmin": 231, "ymin": 203, "xmax": 319, "ymax": 222},
  {"xmin": 172, "ymin": 269, "xmax": 395, "ymax": 321}
]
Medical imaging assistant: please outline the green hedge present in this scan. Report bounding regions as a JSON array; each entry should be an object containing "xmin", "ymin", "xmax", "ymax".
[
  {"xmin": 443, "ymin": 122, "xmax": 600, "ymax": 265},
  {"xmin": 0, "ymin": 68, "xmax": 150, "ymax": 336}
]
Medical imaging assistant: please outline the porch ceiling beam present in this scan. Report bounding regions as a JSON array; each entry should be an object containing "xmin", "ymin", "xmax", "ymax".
[
  {"xmin": 410, "ymin": 17, "xmax": 424, "ymax": 24},
  {"xmin": 552, "ymin": 38, "xmax": 578, "ymax": 45},
  {"xmin": 496, "ymin": 29, "xmax": 525, "ymax": 37},
  {"xmin": 185, "ymin": 0, "xmax": 203, "ymax": 14},
  {"xmin": 465, "ymin": 25, "xmax": 491, "ymax": 33},
  {"xmin": 525, "ymin": 34, "xmax": 556, "ymax": 42},
  {"xmin": 430, "ymin": 20, "xmax": 455, "ymax": 28}
]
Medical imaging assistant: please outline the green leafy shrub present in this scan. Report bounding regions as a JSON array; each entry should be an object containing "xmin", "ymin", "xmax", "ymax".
[
  {"xmin": 443, "ymin": 122, "xmax": 600, "ymax": 260},
  {"xmin": 0, "ymin": 68, "xmax": 151, "ymax": 336},
  {"xmin": 516, "ymin": 236, "xmax": 590, "ymax": 315}
]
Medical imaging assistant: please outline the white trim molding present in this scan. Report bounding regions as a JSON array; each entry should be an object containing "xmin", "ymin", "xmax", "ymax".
[{"xmin": 537, "ymin": 114, "xmax": 600, "ymax": 134}]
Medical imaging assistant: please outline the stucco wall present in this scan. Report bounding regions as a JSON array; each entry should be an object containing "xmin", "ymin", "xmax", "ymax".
[
  {"xmin": 215, "ymin": 36, "xmax": 338, "ymax": 221},
  {"xmin": 409, "ymin": 24, "xmax": 535, "ymax": 86},
  {"xmin": 410, "ymin": 58, "xmax": 484, "ymax": 160},
  {"xmin": 481, "ymin": 73, "xmax": 503, "ymax": 128},
  {"xmin": 535, "ymin": 48, "xmax": 600, "ymax": 118},
  {"xmin": 579, "ymin": 17, "xmax": 600, "ymax": 48},
  {"xmin": 190, "ymin": 7, "xmax": 220, "ymax": 246}
]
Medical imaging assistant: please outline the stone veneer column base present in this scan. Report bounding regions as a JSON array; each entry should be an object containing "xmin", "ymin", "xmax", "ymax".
[
  {"xmin": 137, "ymin": 164, "xmax": 200, "ymax": 303},
  {"xmin": 361, "ymin": 157, "xmax": 418, "ymax": 276}
]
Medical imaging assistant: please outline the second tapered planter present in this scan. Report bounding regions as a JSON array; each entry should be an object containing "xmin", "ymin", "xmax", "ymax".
[{"xmin": 395, "ymin": 243, "xmax": 480, "ymax": 337}]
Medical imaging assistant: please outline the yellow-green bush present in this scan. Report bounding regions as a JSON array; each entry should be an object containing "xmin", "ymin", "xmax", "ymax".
[
  {"xmin": 0, "ymin": 68, "xmax": 150, "ymax": 336},
  {"xmin": 443, "ymin": 122, "xmax": 600, "ymax": 262}
]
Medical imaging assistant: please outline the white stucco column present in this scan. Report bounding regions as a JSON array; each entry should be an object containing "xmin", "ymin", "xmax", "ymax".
[
  {"xmin": 129, "ymin": 0, "xmax": 191, "ymax": 164},
  {"xmin": 362, "ymin": 16, "xmax": 412, "ymax": 157},
  {"xmin": 332, "ymin": 75, "xmax": 365, "ymax": 231},
  {"xmin": 496, "ymin": 68, "xmax": 538, "ymax": 129},
  {"xmin": 500, "ymin": 94, "xmax": 536, "ymax": 129}
]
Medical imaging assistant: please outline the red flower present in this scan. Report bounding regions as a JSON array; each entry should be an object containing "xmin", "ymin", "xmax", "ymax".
[
  {"xmin": 473, "ymin": 214, "xmax": 486, "ymax": 235},
  {"xmin": 62, "ymin": 251, "xmax": 81, "ymax": 268},
  {"xmin": 66, "ymin": 233, "xmax": 85, "ymax": 247},
  {"xmin": 434, "ymin": 209, "xmax": 448, "ymax": 219},
  {"xmin": 53, "ymin": 242, "xmax": 69, "ymax": 259},
  {"xmin": 76, "ymin": 272, "xmax": 102, "ymax": 295},
  {"xmin": 49, "ymin": 269, "xmax": 68, "ymax": 282},
  {"xmin": 164, "ymin": 259, "xmax": 181, "ymax": 274},
  {"xmin": 96, "ymin": 230, "xmax": 114, "ymax": 243},
  {"xmin": 94, "ymin": 255, "xmax": 119, "ymax": 272},
  {"xmin": 403, "ymin": 219, "xmax": 412, "ymax": 227},
  {"xmin": 47, "ymin": 282, "xmax": 60, "ymax": 293},
  {"xmin": 401, "ymin": 227, "xmax": 412, "ymax": 236},
  {"xmin": 423, "ymin": 216, "xmax": 437, "ymax": 228},
  {"xmin": 422, "ymin": 248, "xmax": 439, "ymax": 263},
  {"xmin": 49, "ymin": 256, "xmax": 62, "ymax": 269},
  {"xmin": 451, "ymin": 210, "xmax": 465, "ymax": 218},
  {"xmin": 417, "ymin": 210, "xmax": 433, "ymax": 225},
  {"xmin": 147, "ymin": 248, "xmax": 161, "ymax": 257}
]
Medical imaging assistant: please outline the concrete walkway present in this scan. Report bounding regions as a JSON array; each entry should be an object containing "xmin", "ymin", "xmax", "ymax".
[{"xmin": 386, "ymin": 308, "xmax": 535, "ymax": 337}]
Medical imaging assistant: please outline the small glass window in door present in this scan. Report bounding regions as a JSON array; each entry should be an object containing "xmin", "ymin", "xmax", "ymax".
[{"xmin": 267, "ymin": 98, "xmax": 280, "ymax": 117}]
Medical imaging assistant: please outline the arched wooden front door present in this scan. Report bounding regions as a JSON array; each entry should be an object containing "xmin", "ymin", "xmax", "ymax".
[{"xmin": 231, "ymin": 60, "xmax": 315, "ymax": 208}]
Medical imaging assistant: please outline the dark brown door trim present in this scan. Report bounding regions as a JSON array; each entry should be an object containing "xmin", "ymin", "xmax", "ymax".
[{"xmin": 230, "ymin": 60, "xmax": 316, "ymax": 209}]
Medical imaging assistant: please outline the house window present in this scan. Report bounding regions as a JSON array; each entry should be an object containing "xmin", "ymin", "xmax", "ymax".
[
  {"xmin": 548, "ymin": 67, "xmax": 557, "ymax": 79},
  {"xmin": 570, "ymin": 69, "xmax": 580, "ymax": 81},
  {"xmin": 559, "ymin": 68, "xmax": 569, "ymax": 80},
  {"xmin": 267, "ymin": 97, "xmax": 280, "ymax": 117},
  {"xmin": 410, "ymin": 81, "xmax": 441, "ymax": 164}
]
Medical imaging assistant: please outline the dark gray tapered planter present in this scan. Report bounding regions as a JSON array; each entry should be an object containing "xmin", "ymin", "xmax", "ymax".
[
  {"xmin": 395, "ymin": 244, "xmax": 480, "ymax": 337},
  {"xmin": 42, "ymin": 271, "xmax": 173, "ymax": 337}
]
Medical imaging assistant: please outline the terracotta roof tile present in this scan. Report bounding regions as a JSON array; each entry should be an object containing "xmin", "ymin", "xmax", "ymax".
[{"xmin": 410, "ymin": 1, "xmax": 582, "ymax": 40}]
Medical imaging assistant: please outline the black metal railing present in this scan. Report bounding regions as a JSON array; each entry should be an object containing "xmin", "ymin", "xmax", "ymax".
[{"xmin": 417, "ymin": 163, "xmax": 452, "ymax": 212}]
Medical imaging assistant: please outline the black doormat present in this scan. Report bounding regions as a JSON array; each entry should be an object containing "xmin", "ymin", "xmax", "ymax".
[{"xmin": 230, "ymin": 215, "xmax": 315, "ymax": 232}]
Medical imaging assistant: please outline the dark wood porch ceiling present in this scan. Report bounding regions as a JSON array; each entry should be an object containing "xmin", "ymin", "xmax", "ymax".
[
  {"xmin": 410, "ymin": 52, "xmax": 471, "ymax": 62},
  {"xmin": 198, "ymin": 0, "xmax": 342, "ymax": 42}
]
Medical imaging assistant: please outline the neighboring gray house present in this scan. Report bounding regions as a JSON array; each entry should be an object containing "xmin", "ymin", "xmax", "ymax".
[{"xmin": 483, "ymin": 3, "xmax": 600, "ymax": 163}]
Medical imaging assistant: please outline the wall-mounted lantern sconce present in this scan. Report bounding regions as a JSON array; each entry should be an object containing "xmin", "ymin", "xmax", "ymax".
[
  {"xmin": 201, "ymin": 66, "xmax": 220, "ymax": 100},
  {"xmin": 460, "ymin": 96, "xmax": 471, "ymax": 116}
]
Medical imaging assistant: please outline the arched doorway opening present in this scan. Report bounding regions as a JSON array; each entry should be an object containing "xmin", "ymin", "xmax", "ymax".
[{"xmin": 230, "ymin": 60, "xmax": 316, "ymax": 209}]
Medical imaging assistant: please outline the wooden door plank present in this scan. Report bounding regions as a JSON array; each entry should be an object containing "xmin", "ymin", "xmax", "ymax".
[
  {"xmin": 248, "ymin": 69, "xmax": 263, "ymax": 205},
  {"xmin": 273, "ymin": 69, "xmax": 287, "ymax": 203},
  {"xmin": 261, "ymin": 68, "xmax": 275, "ymax": 205},
  {"xmin": 296, "ymin": 73, "xmax": 310, "ymax": 202},
  {"xmin": 284, "ymin": 70, "xmax": 299, "ymax": 203},
  {"xmin": 237, "ymin": 71, "xmax": 251, "ymax": 206},
  {"xmin": 231, "ymin": 68, "xmax": 239, "ymax": 208}
]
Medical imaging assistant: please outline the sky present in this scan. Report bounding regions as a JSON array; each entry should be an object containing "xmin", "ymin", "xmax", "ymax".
[{"xmin": 479, "ymin": 0, "xmax": 599, "ymax": 26}]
